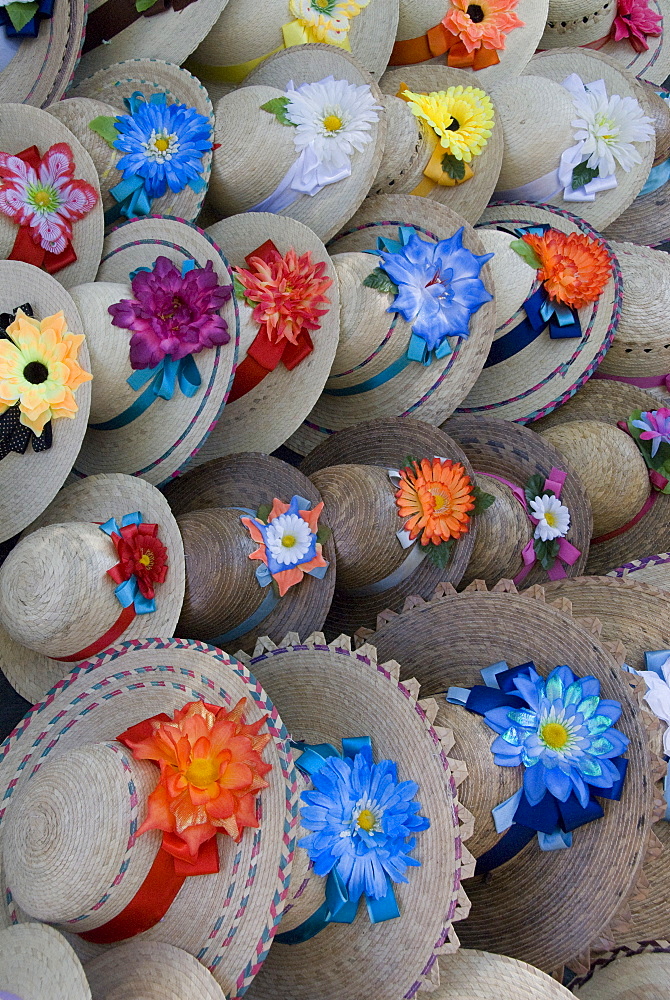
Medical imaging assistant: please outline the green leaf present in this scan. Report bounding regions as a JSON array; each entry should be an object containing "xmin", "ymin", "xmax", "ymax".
[
  {"xmin": 260, "ymin": 96, "xmax": 294, "ymax": 127},
  {"xmin": 401, "ymin": 455, "xmax": 417, "ymax": 471},
  {"xmin": 524, "ymin": 474, "xmax": 553, "ymax": 508},
  {"xmin": 534, "ymin": 537, "xmax": 560, "ymax": 571},
  {"xmin": 362, "ymin": 267, "xmax": 398, "ymax": 296},
  {"xmin": 135, "ymin": 0, "xmax": 158, "ymax": 11},
  {"xmin": 440, "ymin": 152, "xmax": 466, "ymax": 181},
  {"xmin": 426, "ymin": 539, "xmax": 455, "ymax": 570},
  {"xmin": 571, "ymin": 160, "xmax": 600, "ymax": 191},
  {"xmin": 471, "ymin": 484, "xmax": 495, "ymax": 516},
  {"xmin": 88, "ymin": 115, "xmax": 120, "ymax": 149},
  {"xmin": 256, "ymin": 503, "xmax": 272, "ymax": 524},
  {"xmin": 509, "ymin": 238, "xmax": 542, "ymax": 271},
  {"xmin": 5, "ymin": 1, "xmax": 38, "ymax": 31},
  {"xmin": 233, "ymin": 275, "xmax": 248, "ymax": 301},
  {"xmin": 316, "ymin": 525, "xmax": 332, "ymax": 546}
]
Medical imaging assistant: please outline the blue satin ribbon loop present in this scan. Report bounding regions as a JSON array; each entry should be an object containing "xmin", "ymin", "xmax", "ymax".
[
  {"xmin": 480, "ymin": 660, "xmax": 510, "ymax": 688},
  {"xmin": 406, "ymin": 330, "xmax": 453, "ymax": 365},
  {"xmin": 641, "ymin": 158, "xmax": 670, "ymax": 197},
  {"xmin": 538, "ymin": 829, "xmax": 572, "ymax": 851},
  {"xmin": 446, "ymin": 686, "xmax": 470, "ymax": 706},
  {"xmin": 644, "ymin": 649, "xmax": 670, "ymax": 677},
  {"xmin": 98, "ymin": 512, "xmax": 156, "ymax": 614}
]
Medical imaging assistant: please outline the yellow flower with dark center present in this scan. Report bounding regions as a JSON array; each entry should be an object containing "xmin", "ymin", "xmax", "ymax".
[{"xmin": 403, "ymin": 86, "xmax": 494, "ymax": 163}]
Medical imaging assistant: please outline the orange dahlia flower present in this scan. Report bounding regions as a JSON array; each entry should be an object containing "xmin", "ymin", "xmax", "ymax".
[
  {"xmin": 126, "ymin": 699, "xmax": 272, "ymax": 855},
  {"xmin": 442, "ymin": 1, "xmax": 525, "ymax": 55},
  {"xmin": 395, "ymin": 457, "xmax": 475, "ymax": 546},
  {"xmin": 521, "ymin": 229, "xmax": 613, "ymax": 310}
]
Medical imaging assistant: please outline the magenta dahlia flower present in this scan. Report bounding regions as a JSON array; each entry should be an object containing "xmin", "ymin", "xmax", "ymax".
[
  {"xmin": 109, "ymin": 256, "xmax": 232, "ymax": 370},
  {"xmin": 613, "ymin": 0, "xmax": 662, "ymax": 50}
]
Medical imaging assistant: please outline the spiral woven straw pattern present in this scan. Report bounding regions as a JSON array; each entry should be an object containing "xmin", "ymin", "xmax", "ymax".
[
  {"xmin": 0, "ymin": 0, "xmax": 83, "ymax": 106},
  {"xmin": 85, "ymin": 940, "xmax": 226, "ymax": 999},
  {"xmin": 0, "ymin": 922, "xmax": 91, "ymax": 1000},
  {"xmin": 436, "ymin": 948, "xmax": 573, "ymax": 998}
]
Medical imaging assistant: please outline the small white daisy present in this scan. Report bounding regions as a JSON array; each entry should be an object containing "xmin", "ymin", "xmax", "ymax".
[
  {"xmin": 529, "ymin": 494, "xmax": 571, "ymax": 543},
  {"xmin": 265, "ymin": 512, "xmax": 313, "ymax": 567}
]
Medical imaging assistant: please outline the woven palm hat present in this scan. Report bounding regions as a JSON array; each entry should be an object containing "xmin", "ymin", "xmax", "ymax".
[
  {"xmin": 160, "ymin": 452, "xmax": 336, "ymax": 654},
  {"xmin": 533, "ymin": 380, "xmax": 670, "ymax": 574},
  {"xmin": 0, "ymin": 262, "xmax": 91, "ymax": 544},
  {"xmin": 299, "ymin": 416, "xmax": 478, "ymax": 634},
  {"xmin": 207, "ymin": 45, "xmax": 386, "ymax": 243},
  {"xmin": 371, "ymin": 66, "xmax": 503, "ymax": 223},
  {"xmin": 539, "ymin": 1, "xmax": 670, "ymax": 85},
  {"xmin": 361, "ymin": 582, "xmax": 660, "ymax": 977},
  {"xmin": 0, "ymin": 639, "xmax": 297, "ymax": 998},
  {"xmin": 572, "ymin": 947, "xmax": 670, "ymax": 997},
  {"xmin": 68, "ymin": 216, "xmax": 238, "ymax": 487},
  {"xmin": 491, "ymin": 49, "xmax": 656, "ymax": 230},
  {"xmin": 74, "ymin": 0, "xmax": 229, "ymax": 84},
  {"xmin": 434, "ymin": 948, "xmax": 573, "ymax": 998},
  {"xmin": 288, "ymin": 194, "xmax": 495, "ymax": 456},
  {"xmin": 607, "ymin": 550, "xmax": 670, "ymax": 591},
  {"xmin": 391, "ymin": 0, "xmax": 549, "ymax": 87},
  {"xmin": 84, "ymin": 941, "xmax": 225, "ymax": 1000},
  {"xmin": 441, "ymin": 413, "xmax": 592, "ymax": 588},
  {"xmin": 0, "ymin": 923, "xmax": 91, "ymax": 1000},
  {"xmin": 0, "ymin": 0, "xmax": 84, "ymax": 107},
  {"xmin": 188, "ymin": 0, "xmax": 399, "ymax": 86},
  {"xmin": 0, "ymin": 473, "xmax": 185, "ymax": 704},
  {"xmin": 232, "ymin": 632, "xmax": 473, "ymax": 1000},
  {"xmin": 456, "ymin": 203, "xmax": 620, "ymax": 424},
  {"xmin": 47, "ymin": 60, "xmax": 214, "ymax": 225},
  {"xmin": 0, "ymin": 105, "xmax": 104, "ymax": 289}
]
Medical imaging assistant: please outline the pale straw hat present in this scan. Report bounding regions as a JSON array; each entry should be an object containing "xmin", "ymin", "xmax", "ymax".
[
  {"xmin": 162, "ymin": 452, "xmax": 336, "ymax": 653},
  {"xmin": 572, "ymin": 946, "xmax": 670, "ymax": 997},
  {"xmin": 0, "ymin": 639, "xmax": 298, "ymax": 998},
  {"xmin": 533, "ymin": 380, "xmax": 670, "ymax": 574},
  {"xmin": 0, "ymin": 0, "xmax": 85, "ymax": 107},
  {"xmin": 289, "ymin": 194, "xmax": 495, "ymax": 457},
  {"xmin": 539, "ymin": 1, "xmax": 670, "ymax": 85},
  {"xmin": 207, "ymin": 45, "xmax": 386, "ymax": 243},
  {"xmin": 390, "ymin": 0, "xmax": 549, "ymax": 87},
  {"xmin": 441, "ymin": 413, "xmax": 592, "ymax": 588},
  {"xmin": 84, "ymin": 941, "xmax": 226, "ymax": 1000},
  {"xmin": 0, "ymin": 473, "xmax": 185, "ymax": 704},
  {"xmin": 608, "ymin": 550, "xmax": 670, "ymax": 592},
  {"xmin": 48, "ymin": 60, "xmax": 214, "ymax": 225},
  {"xmin": 373, "ymin": 66, "xmax": 504, "ymax": 222},
  {"xmin": 187, "ymin": 0, "xmax": 399, "ymax": 85},
  {"xmin": 456, "ymin": 203, "xmax": 621, "ymax": 424},
  {"xmin": 0, "ymin": 261, "xmax": 91, "ymax": 544},
  {"xmin": 0, "ymin": 923, "xmax": 91, "ymax": 1000},
  {"xmin": 69, "ymin": 216, "xmax": 239, "ymax": 487},
  {"xmin": 361, "ymin": 581, "xmax": 660, "ymax": 979},
  {"xmin": 74, "ymin": 0, "xmax": 229, "ymax": 85},
  {"xmin": 234, "ymin": 632, "xmax": 473, "ymax": 1000},
  {"xmin": 435, "ymin": 948, "xmax": 573, "ymax": 998},
  {"xmin": 0, "ymin": 105, "xmax": 104, "ymax": 289}
]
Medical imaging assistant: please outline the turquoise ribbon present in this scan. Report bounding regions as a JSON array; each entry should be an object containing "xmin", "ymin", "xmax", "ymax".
[{"xmin": 99, "ymin": 512, "xmax": 156, "ymax": 614}]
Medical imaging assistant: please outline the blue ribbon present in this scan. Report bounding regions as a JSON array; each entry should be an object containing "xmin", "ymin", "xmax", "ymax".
[
  {"xmin": 644, "ymin": 649, "xmax": 670, "ymax": 676},
  {"xmin": 0, "ymin": 0, "xmax": 53, "ymax": 37},
  {"xmin": 99, "ymin": 512, "xmax": 156, "ymax": 614}
]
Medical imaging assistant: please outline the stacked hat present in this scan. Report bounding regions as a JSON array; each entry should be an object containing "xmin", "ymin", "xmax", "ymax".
[
  {"xmin": 84, "ymin": 941, "xmax": 227, "ymax": 999},
  {"xmin": 572, "ymin": 946, "xmax": 670, "ymax": 998},
  {"xmin": 435, "ymin": 948, "xmax": 574, "ymax": 998},
  {"xmin": 0, "ymin": 0, "xmax": 85, "ymax": 107},
  {"xmin": 0, "ymin": 923, "xmax": 91, "ymax": 1000},
  {"xmin": 607, "ymin": 550, "xmax": 670, "ymax": 591}
]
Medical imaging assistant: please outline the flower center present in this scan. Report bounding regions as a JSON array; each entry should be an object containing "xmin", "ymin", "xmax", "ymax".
[
  {"xmin": 155, "ymin": 137, "xmax": 170, "ymax": 152},
  {"xmin": 27, "ymin": 184, "xmax": 59, "ymax": 213},
  {"xmin": 323, "ymin": 114, "xmax": 343, "ymax": 132},
  {"xmin": 138, "ymin": 549, "xmax": 154, "ymax": 568},
  {"xmin": 357, "ymin": 809, "xmax": 376, "ymax": 831},
  {"xmin": 429, "ymin": 484, "xmax": 451, "ymax": 514},
  {"xmin": 185, "ymin": 757, "xmax": 219, "ymax": 788},
  {"xmin": 281, "ymin": 534, "xmax": 296, "ymax": 548},
  {"xmin": 467, "ymin": 3, "xmax": 485, "ymax": 22},
  {"xmin": 544, "ymin": 511, "xmax": 557, "ymax": 528},
  {"xmin": 314, "ymin": 0, "xmax": 330, "ymax": 7},
  {"xmin": 22, "ymin": 361, "xmax": 49, "ymax": 384},
  {"xmin": 541, "ymin": 721, "xmax": 570, "ymax": 750},
  {"xmin": 447, "ymin": 116, "xmax": 461, "ymax": 131},
  {"xmin": 143, "ymin": 129, "xmax": 180, "ymax": 163}
]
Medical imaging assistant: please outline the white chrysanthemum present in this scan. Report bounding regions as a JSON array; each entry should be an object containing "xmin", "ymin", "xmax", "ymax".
[
  {"xmin": 285, "ymin": 75, "xmax": 381, "ymax": 171},
  {"xmin": 289, "ymin": 0, "xmax": 370, "ymax": 43},
  {"xmin": 529, "ymin": 494, "xmax": 571, "ymax": 543},
  {"xmin": 571, "ymin": 85, "xmax": 654, "ymax": 178},
  {"xmin": 265, "ymin": 512, "xmax": 313, "ymax": 566}
]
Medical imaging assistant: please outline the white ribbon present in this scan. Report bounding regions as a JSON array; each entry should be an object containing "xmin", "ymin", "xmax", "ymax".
[{"xmin": 639, "ymin": 654, "xmax": 670, "ymax": 756}]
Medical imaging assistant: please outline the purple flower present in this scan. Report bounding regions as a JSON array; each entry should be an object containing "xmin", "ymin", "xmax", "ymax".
[
  {"xmin": 109, "ymin": 256, "xmax": 232, "ymax": 370},
  {"xmin": 632, "ymin": 408, "xmax": 670, "ymax": 457}
]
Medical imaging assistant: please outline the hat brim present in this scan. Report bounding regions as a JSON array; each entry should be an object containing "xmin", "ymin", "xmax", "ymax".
[
  {"xmin": 604, "ymin": 184, "xmax": 670, "ymax": 248},
  {"xmin": 572, "ymin": 947, "xmax": 670, "ymax": 997},
  {"xmin": 435, "ymin": 948, "xmax": 576, "ymax": 999},
  {"xmin": 0, "ymin": 0, "xmax": 84, "ymax": 107},
  {"xmin": 607, "ymin": 550, "xmax": 670, "ymax": 592},
  {"xmin": 84, "ymin": 940, "xmax": 225, "ymax": 1000},
  {"xmin": 0, "ymin": 924, "xmax": 91, "ymax": 1000}
]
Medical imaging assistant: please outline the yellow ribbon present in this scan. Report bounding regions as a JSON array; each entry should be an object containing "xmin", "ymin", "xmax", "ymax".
[{"xmin": 395, "ymin": 85, "xmax": 474, "ymax": 196}]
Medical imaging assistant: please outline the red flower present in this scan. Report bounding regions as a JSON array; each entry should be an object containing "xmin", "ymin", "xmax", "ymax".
[
  {"xmin": 108, "ymin": 522, "xmax": 168, "ymax": 599},
  {"xmin": 613, "ymin": 0, "xmax": 662, "ymax": 51}
]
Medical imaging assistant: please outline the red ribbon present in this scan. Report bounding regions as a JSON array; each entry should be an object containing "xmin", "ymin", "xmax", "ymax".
[
  {"xmin": 6, "ymin": 148, "xmax": 77, "ymax": 274},
  {"xmin": 390, "ymin": 23, "xmax": 501, "ymax": 69},
  {"xmin": 228, "ymin": 239, "xmax": 314, "ymax": 404},
  {"xmin": 53, "ymin": 603, "xmax": 136, "ymax": 663}
]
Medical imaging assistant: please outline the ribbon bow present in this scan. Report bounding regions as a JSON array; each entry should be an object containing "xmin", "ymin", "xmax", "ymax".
[
  {"xmin": 0, "ymin": 0, "xmax": 53, "ymax": 38},
  {"xmin": 82, "ymin": 0, "xmax": 197, "ymax": 55},
  {"xmin": 390, "ymin": 20, "xmax": 502, "ymax": 70},
  {"xmin": 0, "ymin": 302, "xmax": 53, "ymax": 462}
]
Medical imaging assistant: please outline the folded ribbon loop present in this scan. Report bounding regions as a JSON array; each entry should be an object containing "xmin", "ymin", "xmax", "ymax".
[{"xmin": 390, "ymin": 22, "xmax": 501, "ymax": 69}]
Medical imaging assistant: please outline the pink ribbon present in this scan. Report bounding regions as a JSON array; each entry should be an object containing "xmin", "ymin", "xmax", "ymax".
[
  {"xmin": 593, "ymin": 371, "xmax": 670, "ymax": 391},
  {"xmin": 616, "ymin": 419, "xmax": 670, "ymax": 493}
]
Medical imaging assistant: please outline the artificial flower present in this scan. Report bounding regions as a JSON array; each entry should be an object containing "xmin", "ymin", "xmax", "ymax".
[
  {"xmin": 632, "ymin": 408, "xmax": 670, "ymax": 457},
  {"xmin": 108, "ymin": 256, "xmax": 231, "ymax": 370},
  {"xmin": 241, "ymin": 496, "xmax": 329, "ymax": 597},
  {"xmin": 402, "ymin": 86, "xmax": 494, "ymax": 162},
  {"xmin": 127, "ymin": 699, "xmax": 272, "ymax": 853},
  {"xmin": 569, "ymin": 77, "xmax": 655, "ymax": 177},
  {"xmin": 289, "ymin": 0, "xmax": 370, "ymax": 44},
  {"xmin": 234, "ymin": 247, "xmax": 332, "ymax": 347},
  {"xmin": 299, "ymin": 744, "xmax": 429, "ymax": 902},
  {"xmin": 520, "ymin": 229, "xmax": 612, "ymax": 310},
  {"xmin": 109, "ymin": 521, "xmax": 168, "ymax": 600},
  {"xmin": 0, "ymin": 143, "xmax": 98, "ymax": 256},
  {"xmin": 442, "ymin": 0, "xmax": 524, "ymax": 54},
  {"xmin": 529, "ymin": 494, "xmax": 571, "ymax": 543},
  {"xmin": 113, "ymin": 97, "xmax": 212, "ymax": 200},
  {"xmin": 613, "ymin": 0, "xmax": 663, "ymax": 50},
  {"xmin": 0, "ymin": 310, "xmax": 91, "ymax": 435},
  {"xmin": 484, "ymin": 664, "xmax": 629, "ymax": 808},
  {"xmin": 377, "ymin": 228, "xmax": 492, "ymax": 350},
  {"xmin": 264, "ymin": 512, "xmax": 314, "ymax": 567},
  {"xmin": 638, "ymin": 653, "xmax": 670, "ymax": 755},
  {"xmin": 395, "ymin": 457, "xmax": 475, "ymax": 546}
]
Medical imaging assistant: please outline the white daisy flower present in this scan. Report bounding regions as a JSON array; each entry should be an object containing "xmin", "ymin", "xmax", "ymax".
[
  {"xmin": 265, "ymin": 512, "xmax": 313, "ymax": 567},
  {"xmin": 529, "ymin": 494, "xmax": 571, "ymax": 543},
  {"xmin": 566, "ymin": 75, "xmax": 654, "ymax": 178},
  {"xmin": 289, "ymin": 0, "xmax": 370, "ymax": 44}
]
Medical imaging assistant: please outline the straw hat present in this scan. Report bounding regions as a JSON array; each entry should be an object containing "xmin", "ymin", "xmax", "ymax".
[
  {"xmin": 207, "ymin": 45, "xmax": 386, "ymax": 243},
  {"xmin": 288, "ymin": 194, "xmax": 495, "ymax": 456},
  {"xmin": 441, "ymin": 413, "xmax": 592, "ymax": 588},
  {"xmin": 434, "ymin": 948, "xmax": 573, "ymax": 998},
  {"xmin": 0, "ymin": 473, "xmax": 185, "ymax": 704},
  {"xmin": 0, "ymin": 0, "xmax": 85, "ymax": 107},
  {"xmin": 299, "ymin": 416, "xmax": 478, "ymax": 634},
  {"xmin": 390, "ymin": 0, "xmax": 550, "ymax": 87},
  {"xmin": 533, "ymin": 381, "xmax": 670, "ymax": 574},
  {"xmin": 0, "ymin": 262, "xmax": 91, "ymax": 544},
  {"xmin": 0, "ymin": 923, "xmax": 91, "ymax": 1000},
  {"xmin": 360, "ymin": 581, "xmax": 661, "ymax": 977},
  {"xmin": 84, "ymin": 941, "xmax": 225, "ymax": 1000},
  {"xmin": 455, "ymin": 202, "xmax": 620, "ymax": 424},
  {"xmin": 187, "ymin": 0, "xmax": 399, "ymax": 85},
  {"xmin": 0, "ymin": 639, "xmax": 297, "ymax": 998},
  {"xmin": 233, "ymin": 632, "xmax": 473, "ymax": 1000},
  {"xmin": 0, "ymin": 105, "xmax": 103, "ymax": 289},
  {"xmin": 607, "ymin": 550, "xmax": 670, "ymax": 592},
  {"xmin": 74, "ymin": 0, "xmax": 229, "ymax": 84},
  {"xmin": 372, "ymin": 66, "xmax": 503, "ymax": 223},
  {"xmin": 539, "ymin": 1, "xmax": 670, "ymax": 85},
  {"xmin": 572, "ymin": 946, "xmax": 670, "ymax": 998},
  {"xmin": 68, "ymin": 216, "xmax": 238, "ymax": 487},
  {"xmin": 48, "ymin": 60, "xmax": 214, "ymax": 225},
  {"xmin": 161, "ymin": 452, "xmax": 336, "ymax": 653},
  {"xmin": 491, "ymin": 49, "xmax": 656, "ymax": 230}
]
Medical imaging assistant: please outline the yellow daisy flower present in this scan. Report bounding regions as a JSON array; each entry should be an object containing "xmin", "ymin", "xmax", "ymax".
[
  {"xmin": 403, "ymin": 86, "xmax": 495, "ymax": 163},
  {"xmin": 0, "ymin": 310, "xmax": 92, "ymax": 436}
]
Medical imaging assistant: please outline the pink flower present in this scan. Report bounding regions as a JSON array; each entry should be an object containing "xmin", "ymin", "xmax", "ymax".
[
  {"xmin": 0, "ymin": 143, "xmax": 98, "ymax": 255},
  {"xmin": 613, "ymin": 0, "xmax": 662, "ymax": 51},
  {"xmin": 109, "ymin": 256, "xmax": 232, "ymax": 370}
]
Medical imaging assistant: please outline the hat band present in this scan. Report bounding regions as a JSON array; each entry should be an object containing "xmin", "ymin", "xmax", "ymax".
[
  {"xmin": 82, "ymin": 0, "xmax": 198, "ymax": 55},
  {"xmin": 593, "ymin": 370, "xmax": 670, "ymax": 391},
  {"xmin": 389, "ymin": 22, "xmax": 502, "ymax": 70},
  {"xmin": 608, "ymin": 550, "xmax": 670, "ymax": 578},
  {"xmin": 341, "ymin": 541, "xmax": 427, "ymax": 597},
  {"xmin": 591, "ymin": 490, "xmax": 659, "ymax": 544}
]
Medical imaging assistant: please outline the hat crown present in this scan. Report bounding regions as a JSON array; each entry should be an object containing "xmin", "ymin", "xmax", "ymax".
[
  {"xmin": 477, "ymin": 228, "xmax": 536, "ymax": 329},
  {"xmin": 545, "ymin": 1, "xmax": 616, "ymax": 44},
  {"xmin": 463, "ymin": 475, "xmax": 533, "ymax": 587},
  {"xmin": 370, "ymin": 95, "xmax": 427, "ymax": 198}
]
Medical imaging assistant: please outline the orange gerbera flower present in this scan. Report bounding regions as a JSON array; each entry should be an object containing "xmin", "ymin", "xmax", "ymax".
[
  {"xmin": 442, "ymin": 0, "xmax": 524, "ymax": 55},
  {"xmin": 126, "ymin": 699, "xmax": 272, "ymax": 855},
  {"xmin": 395, "ymin": 457, "xmax": 475, "ymax": 546},
  {"xmin": 521, "ymin": 229, "xmax": 613, "ymax": 310}
]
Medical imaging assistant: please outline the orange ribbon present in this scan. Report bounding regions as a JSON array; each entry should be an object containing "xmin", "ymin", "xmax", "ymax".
[{"xmin": 390, "ymin": 23, "xmax": 500, "ymax": 69}]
